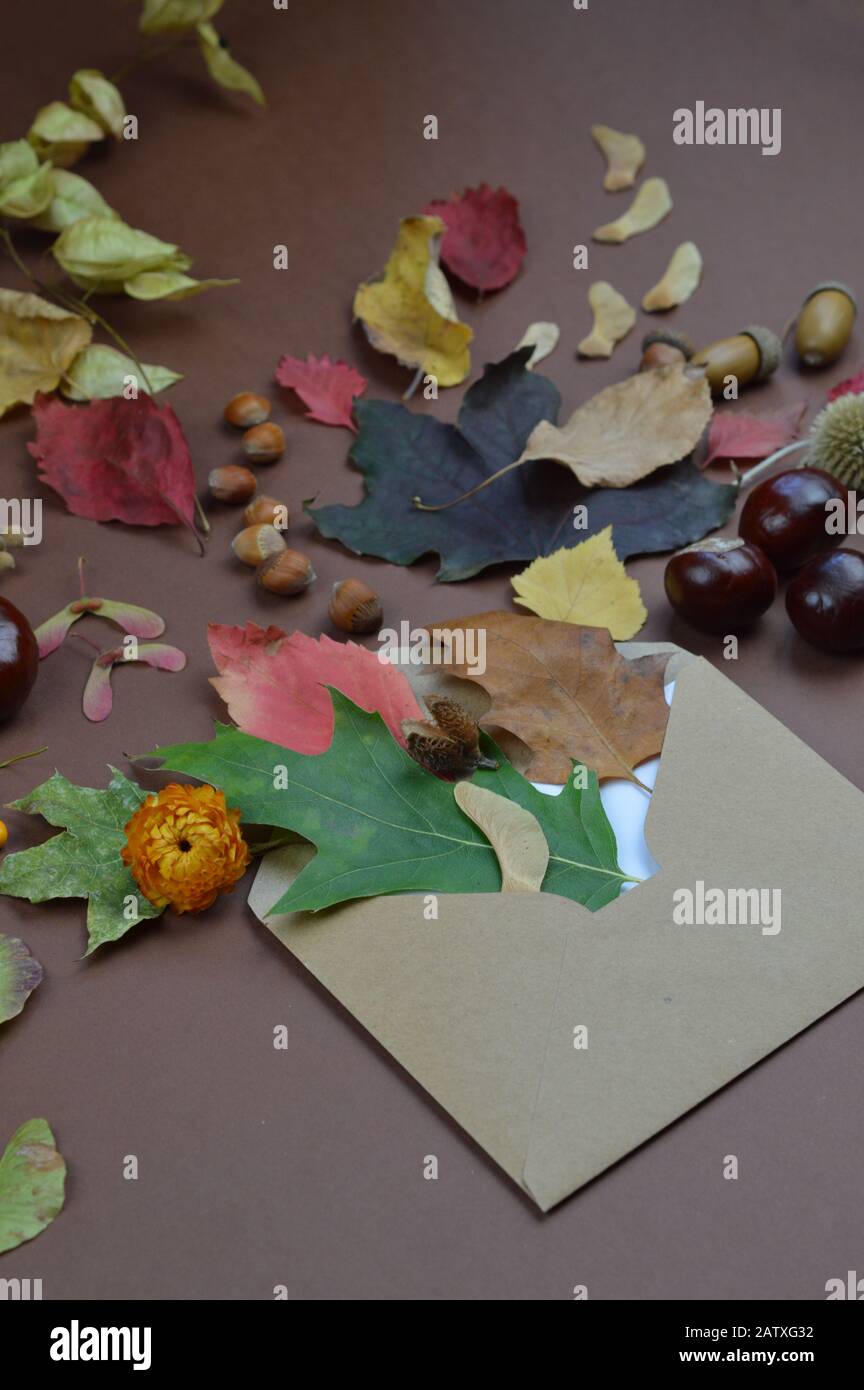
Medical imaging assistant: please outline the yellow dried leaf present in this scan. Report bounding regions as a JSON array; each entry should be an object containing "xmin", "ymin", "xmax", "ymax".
[
  {"xmin": 517, "ymin": 362, "xmax": 713, "ymax": 488},
  {"xmin": 453, "ymin": 782, "xmax": 549, "ymax": 892},
  {"xmin": 515, "ymin": 321, "xmax": 559, "ymax": 368},
  {"xmin": 590, "ymin": 123, "xmax": 646, "ymax": 191},
  {"xmin": 0, "ymin": 288, "xmax": 92, "ymax": 419},
  {"xmin": 353, "ymin": 215, "xmax": 473, "ymax": 388},
  {"xmin": 593, "ymin": 177, "xmax": 672, "ymax": 244},
  {"xmin": 642, "ymin": 241, "xmax": 703, "ymax": 312},
  {"xmin": 577, "ymin": 281, "xmax": 636, "ymax": 358},
  {"xmin": 511, "ymin": 527, "xmax": 647, "ymax": 639}
]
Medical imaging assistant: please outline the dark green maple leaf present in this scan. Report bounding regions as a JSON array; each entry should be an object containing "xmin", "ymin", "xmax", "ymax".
[
  {"xmin": 0, "ymin": 768, "xmax": 163, "ymax": 955},
  {"xmin": 150, "ymin": 690, "xmax": 634, "ymax": 915},
  {"xmin": 309, "ymin": 351, "xmax": 738, "ymax": 581}
]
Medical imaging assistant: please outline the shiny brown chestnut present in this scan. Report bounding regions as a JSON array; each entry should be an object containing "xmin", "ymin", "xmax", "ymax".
[
  {"xmin": 739, "ymin": 467, "xmax": 847, "ymax": 571},
  {"xmin": 664, "ymin": 538, "xmax": 777, "ymax": 633},
  {"xmin": 785, "ymin": 549, "xmax": 864, "ymax": 652},
  {"xmin": 0, "ymin": 596, "xmax": 39, "ymax": 721}
]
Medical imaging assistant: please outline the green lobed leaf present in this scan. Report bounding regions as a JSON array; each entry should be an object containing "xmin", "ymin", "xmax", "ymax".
[
  {"xmin": 309, "ymin": 351, "xmax": 737, "ymax": 582},
  {"xmin": 0, "ymin": 1119, "xmax": 65, "ymax": 1255},
  {"xmin": 149, "ymin": 690, "xmax": 632, "ymax": 915},
  {"xmin": 0, "ymin": 768, "xmax": 163, "ymax": 955},
  {"xmin": 0, "ymin": 934, "xmax": 43, "ymax": 1025}
]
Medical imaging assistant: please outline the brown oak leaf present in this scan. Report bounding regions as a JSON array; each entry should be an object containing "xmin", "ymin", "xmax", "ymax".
[{"xmin": 423, "ymin": 611, "xmax": 670, "ymax": 786}]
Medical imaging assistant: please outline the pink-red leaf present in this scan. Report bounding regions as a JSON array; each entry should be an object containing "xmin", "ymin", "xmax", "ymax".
[
  {"xmin": 422, "ymin": 184, "xmax": 526, "ymax": 292},
  {"xmin": 275, "ymin": 353, "xmax": 367, "ymax": 431},
  {"xmin": 28, "ymin": 393, "xmax": 197, "ymax": 533},
  {"xmin": 208, "ymin": 622, "xmax": 422, "ymax": 753},
  {"xmin": 828, "ymin": 369, "xmax": 864, "ymax": 402},
  {"xmin": 701, "ymin": 402, "xmax": 807, "ymax": 469}
]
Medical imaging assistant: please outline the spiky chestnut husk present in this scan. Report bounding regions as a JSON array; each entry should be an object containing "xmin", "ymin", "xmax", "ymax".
[{"xmin": 808, "ymin": 394, "xmax": 864, "ymax": 489}]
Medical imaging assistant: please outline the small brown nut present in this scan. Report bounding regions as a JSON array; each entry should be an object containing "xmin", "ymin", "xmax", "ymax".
[
  {"xmin": 794, "ymin": 282, "xmax": 857, "ymax": 368},
  {"xmin": 257, "ymin": 549, "xmax": 316, "ymax": 595},
  {"xmin": 208, "ymin": 464, "xmax": 257, "ymax": 504},
  {"xmin": 243, "ymin": 495, "xmax": 290, "ymax": 529},
  {"xmin": 242, "ymin": 422, "xmax": 285, "ymax": 464},
  {"xmin": 224, "ymin": 392, "xmax": 271, "ymax": 428},
  {"xmin": 329, "ymin": 578, "xmax": 383, "ymax": 634},
  {"xmin": 231, "ymin": 523, "xmax": 287, "ymax": 568}
]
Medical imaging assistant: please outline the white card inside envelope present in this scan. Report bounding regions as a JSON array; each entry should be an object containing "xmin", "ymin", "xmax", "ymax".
[{"xmin": 248, "ymin": 655, "xmax": 864, "ymax": 1212}]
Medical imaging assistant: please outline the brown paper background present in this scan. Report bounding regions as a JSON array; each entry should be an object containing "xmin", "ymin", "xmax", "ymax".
[{"xmin": 1, "ymin": 0, "xmax": 863, "ymax": 1299}]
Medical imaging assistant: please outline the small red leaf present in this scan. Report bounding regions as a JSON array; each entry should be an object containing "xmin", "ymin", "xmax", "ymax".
[
  {"xmin": 422, "ymin": 184, "xmax": 526, "ymax": 292},
  {"xmin": 274, "ymin": 353, "xmax": 367, "ymax": 431},
  {"xmin": 28, "ymin": 394, "xmax": 197, "ymax": 534},
  {"xmin": 828, "ymin": 368, "xmax": 864, "ymax": 402},
  {"xmin": 701, "ymin": 402, "xmax": 807, "ymax": 469},
  {"xmin": 208, "ymin": 622, "xmax": 422, "ymax": 753}
]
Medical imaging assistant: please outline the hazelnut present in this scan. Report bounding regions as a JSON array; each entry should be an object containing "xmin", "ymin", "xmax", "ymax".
[
  {"xmin": 208, "ymin": 464, "xmax": 257, "ymax": 505},
  {"xmin": 242, "ymin": 422, "xmax": 285, "ymax": 464},
  {"xmin": 257, "ymin": 549, "xmax": 316, "ymax": 596},
  {"xmin": 231, "ymin": 523, "xmax": 287, "ymax": 568},
  {"xmin": 329, "ymin": 578, "xmax": 383, "ymax": 634},
  {"xmin": 224, "ymin": 392, "xmax": 271, "ymax": 428},
  {"xmin": 243, "ymin": 495, "xmax": 290, "ymax": 529}
]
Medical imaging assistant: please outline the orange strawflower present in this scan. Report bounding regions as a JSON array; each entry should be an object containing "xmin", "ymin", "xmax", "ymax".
[{"xmin": 122, "ymin": 784, "xmax": 250, "ymax": 914}]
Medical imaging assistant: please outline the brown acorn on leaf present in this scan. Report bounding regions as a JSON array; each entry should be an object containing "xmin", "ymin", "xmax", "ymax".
[{"xmin": 402, "ymin": 696, "xmax": 498, "ymax": 781}]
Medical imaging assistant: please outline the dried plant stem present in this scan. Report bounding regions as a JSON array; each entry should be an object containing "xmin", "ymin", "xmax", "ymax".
[
  {"xmin": 736, "ymin": 440, "xmax": 809, "ymax": 490},
  {"xmin": 0, "ymin": 746, "xmax": 48, "ymax": 770},
  {"xmin": 414, "ymin": 457, "xmax": 524, "ymax": 511}
]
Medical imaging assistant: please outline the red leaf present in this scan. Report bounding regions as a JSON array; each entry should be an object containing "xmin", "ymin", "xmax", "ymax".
[
  {"xmin": 208, "ymin": 622, "xmax": 423, "ymax": 753},
  {"xmin": 274, "ymin": 353, "xmax": 367, "ymax": 431},
  {"xmin": 701, "ymin": 402, "xmax": 807, "ymax": 469},
  {"xmin": 828, "ymin": 369, "xmax": 864, "ymax": 402},
  {"xmin": 422, "ymin": 184, "xmax": 526, "ymax": 292},
  {"xmin": 28, "ymin": 394, "xmax": 198, "ymax": 534}
]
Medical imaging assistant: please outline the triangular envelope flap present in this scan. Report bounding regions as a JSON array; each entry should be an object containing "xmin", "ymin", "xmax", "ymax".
[
  {"xmin": 523, "ymin": 659, "xmax": 864, "ymax": 1211},
  {"xmin": 250, "ymin": 850, "xmax": 574, "ymax": 1190}
]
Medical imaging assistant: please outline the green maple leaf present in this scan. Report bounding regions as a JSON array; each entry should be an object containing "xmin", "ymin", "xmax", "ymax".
[
  {"xmin": 0, "ymin": 768, "xmax": 162, "ymax": 955},
  {"xmin": 308, "ymin": 351, "xmax": 737, "ymax": 582},
  {"xmin": 150, "ymin": 690, "xmax": 634, "ymax": 915}
]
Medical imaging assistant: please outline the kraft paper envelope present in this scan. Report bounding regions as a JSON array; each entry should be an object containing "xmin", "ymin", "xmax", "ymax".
[{"xmin": 248, "ymin": 653, "xmax": 864, "ymax": 1212}]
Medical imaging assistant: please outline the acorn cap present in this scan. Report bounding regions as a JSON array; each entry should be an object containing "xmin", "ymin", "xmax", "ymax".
[
  {"xmin": 740, "ymin": 325, "xmax": 782, "ymax": 382},
  {"xmin": 801, "ymin": 280, "xmax": 858, "ymax": 312},
  {"xmin": 640, "ymin": 328, "xmax": 694, "ymax": 357}
]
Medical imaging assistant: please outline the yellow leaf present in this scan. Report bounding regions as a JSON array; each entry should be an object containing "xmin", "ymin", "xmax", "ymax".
[
  {"xmin": 68, "ymin": 69, "xmax": 126, "ymax": 139},
  {"xmin": 0, "ymin": 288, "xmax": 92, "ymax": 419},
  {"xmin": 453, "ymin": 782, "xmax": 549, "ymax": 892},
  {"xmin": 353, "ymin": 215, "xmax": 472, "ymax": 388},
  {"xmin": 197, "ymin": 22, "xmax": 264, "ymax": 105},
  {"xmin": 511, "ymin": 527, "xmax": 647, "ymax": 640}
]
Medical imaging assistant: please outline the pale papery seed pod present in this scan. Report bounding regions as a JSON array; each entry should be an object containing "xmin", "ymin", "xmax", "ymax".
[{"xmin": 231, "ymin": 523, "xmax": 287, "ymax": 568}]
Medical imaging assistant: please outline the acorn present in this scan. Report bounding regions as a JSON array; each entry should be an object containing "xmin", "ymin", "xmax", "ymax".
[
  {"xmin": 794, "ymin": 282, "xmax": 857, "ymax": 368},
  {"xmin": 243, "ymin": 495, "xmax": 290, "ymax": 529},
  {"xmin": 242, "ymin": 422, "xmax": 285, "ymax": 464},
  {"xmin": 639, "ymin": 329, "xmax": 693, "ymax": 372},
  {"xmin": 690, "ymin": 325, "xmax": 781, "ymax": 397},
  {"xmin": 329, "ymin": 578, "xmax": 383, "ymax": 634},
  {"xmin": 224, "ymin": 392, "xmax": 271, "ymax": 428},
  {"xmin": 208, "ymin": 464, "xmax": 257, "ymax": 504},
  {"xmin": 231, "ymin": 523, "xmax": 287, "ymax": 568},
  {"xmin": 256, "ymin": 548, "xmax": 316, "ymax": 595}
]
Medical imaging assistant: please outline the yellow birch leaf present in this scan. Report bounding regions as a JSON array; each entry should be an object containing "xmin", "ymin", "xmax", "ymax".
[
  {"xmin": 453, "ymin": 782, "xmax": 549, "ymax": 892},
  {"xmin": 511, "ymin": 526, "xmax": 647, "ymax": 639},
  {"xmin": 353, "ymin": 215, "xmax": 472, "ymax": 388},
  {"xmin": 0, "ymin": 288, "xmax": 92, "ymax": 418}
]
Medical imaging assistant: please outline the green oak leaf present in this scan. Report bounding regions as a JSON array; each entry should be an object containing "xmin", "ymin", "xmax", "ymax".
[
  {"xmin": 0, "ymin": 934, "xmax": 43, "ymax": 1025},
  {"xmin": 308, "ymin": 351, "xmax": 737, "ymax": 582},
  {"xmin": 0, "ymin": 1119, "xmax": 66, "ymax": 1255},
  {"xmin": 149, "ymin": 690, "xmax": 632, "ymax": 915},
  {"xmin": 0, "ymin": 768, "xmax": 162, "ymax": 955}
]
